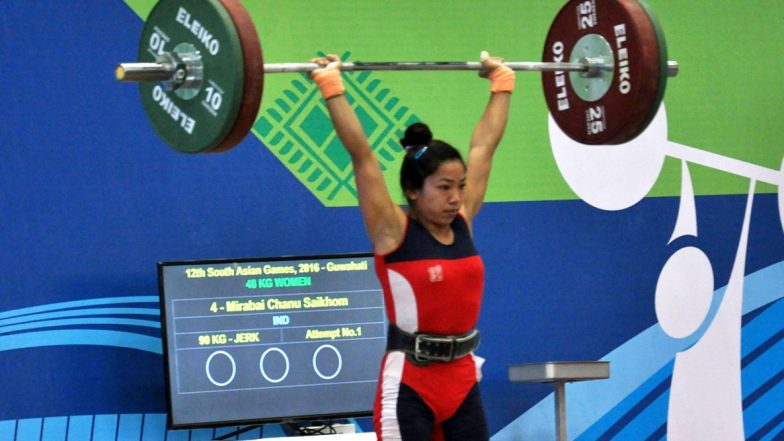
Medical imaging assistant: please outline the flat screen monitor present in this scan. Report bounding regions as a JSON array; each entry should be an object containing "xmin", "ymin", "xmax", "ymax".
[{"xmin": 157, "ymin": 253, "xmax": 386, "ymax": 429}]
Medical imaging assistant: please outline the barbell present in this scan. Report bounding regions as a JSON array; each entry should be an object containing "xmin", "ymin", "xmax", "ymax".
[{"xmin": 116, "ymin": 0, "xmax": 679, "ymax": 153}]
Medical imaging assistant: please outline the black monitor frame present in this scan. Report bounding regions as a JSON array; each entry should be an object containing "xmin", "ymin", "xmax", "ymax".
[{"xmin": 157, "ymin": 252, "xmax": 386, "ymax": 430}]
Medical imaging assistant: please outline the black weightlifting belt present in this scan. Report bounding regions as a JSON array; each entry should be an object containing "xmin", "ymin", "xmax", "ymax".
[{"xmin": 386, "ymin": 324, "xmax": 480, "ymax": 365}]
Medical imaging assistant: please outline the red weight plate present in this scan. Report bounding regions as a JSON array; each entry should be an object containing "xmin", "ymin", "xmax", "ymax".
[
  {"xmin": 542, "ymin": 0, "xmax": 665, "ymax": 145},
  {"xmin": 209, "ymin": 0, "xmax": 264, "ymax": 153}
]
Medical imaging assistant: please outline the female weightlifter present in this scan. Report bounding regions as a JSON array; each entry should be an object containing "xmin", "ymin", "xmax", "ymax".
[{"xmin": 308, "ymin": 51, "xmax": 514, "ymax": 441}]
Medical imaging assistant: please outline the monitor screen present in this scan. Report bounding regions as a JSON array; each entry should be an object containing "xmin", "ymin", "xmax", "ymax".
[{"xmin": 157, "ymin": 253, "xmax": 387, "ymax": 429}]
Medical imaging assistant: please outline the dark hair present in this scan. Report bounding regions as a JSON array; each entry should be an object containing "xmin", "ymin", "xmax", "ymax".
[{"xmin": 399, "ymin": 122, "xmax": 465, "ymax": 205}]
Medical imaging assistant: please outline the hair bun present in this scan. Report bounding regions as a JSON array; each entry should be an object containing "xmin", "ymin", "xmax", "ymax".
[{"xmin": 400, "ymin": 122, "xmax": 432, "ymax": 149}]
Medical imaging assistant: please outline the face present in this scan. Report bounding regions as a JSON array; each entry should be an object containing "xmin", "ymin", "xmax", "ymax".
[{"xmin": 408, "ymin": 159, "xmax": 466, "ymax": 226}]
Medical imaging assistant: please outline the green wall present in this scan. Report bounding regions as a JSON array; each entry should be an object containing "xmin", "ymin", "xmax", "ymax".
[{"xmin": 125, "ymin": 0, "xmax": 784, "ymax": 203}]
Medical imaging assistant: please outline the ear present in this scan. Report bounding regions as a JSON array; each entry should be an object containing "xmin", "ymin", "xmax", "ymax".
[{"xmin": 402, "ymin": 181, "xmax": 418, "ymax": 201}]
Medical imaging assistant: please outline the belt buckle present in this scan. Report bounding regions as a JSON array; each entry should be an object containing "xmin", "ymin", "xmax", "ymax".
[{"xmin": 414, "ymin": 334, "xmax": 455, "ymax": 362}]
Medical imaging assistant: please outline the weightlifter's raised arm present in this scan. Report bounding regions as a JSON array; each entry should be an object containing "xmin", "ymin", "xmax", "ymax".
[{"xmin": 309, "ymin": 55, "xmax": 406, "ymax": 254}]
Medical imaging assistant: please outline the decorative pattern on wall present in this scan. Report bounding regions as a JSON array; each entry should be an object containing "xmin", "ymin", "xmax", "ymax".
[
  {"xmin": 252, "ymin": 52, "xmax": 419, "ymax": 207},
  {"xmin": 0, "ymin": 297, "xmax": 161, "ymax": 354}
]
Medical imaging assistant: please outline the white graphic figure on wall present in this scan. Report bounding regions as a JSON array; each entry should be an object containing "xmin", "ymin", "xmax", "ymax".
[
  {"xmin": 549, "ymin": 104, "xmax": 784, "ymax": 439},
  {"xmin": 654, "ymin": 160, "xmax": 751, "ymax": 440}
]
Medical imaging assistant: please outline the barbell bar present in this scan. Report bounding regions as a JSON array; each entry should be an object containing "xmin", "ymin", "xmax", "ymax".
[
  {"xmin": 117, "ymin": 60, "xmax": 679, "ymax": 82},
  {"xmin": 118, "ymin": 0, "xmax": 679, "ymax": 153},
  {"xmin": 117, "ymin": 61, "xmax": 596, "ymax": 83}
]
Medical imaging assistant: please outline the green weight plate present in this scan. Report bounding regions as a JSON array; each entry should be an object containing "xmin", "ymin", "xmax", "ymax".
[
  {"xmin": 138, "ymin": 0, "xmax": 260, "ymax": 153},
  {"xmin": 208, "ymin": 0, "xmax": 263, "ymax": 153}
]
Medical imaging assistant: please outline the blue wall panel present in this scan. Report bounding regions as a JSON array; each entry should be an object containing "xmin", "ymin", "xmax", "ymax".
[{"xmin": 1, "ymin": 1, "xmax": 782, "ymax": 440}]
